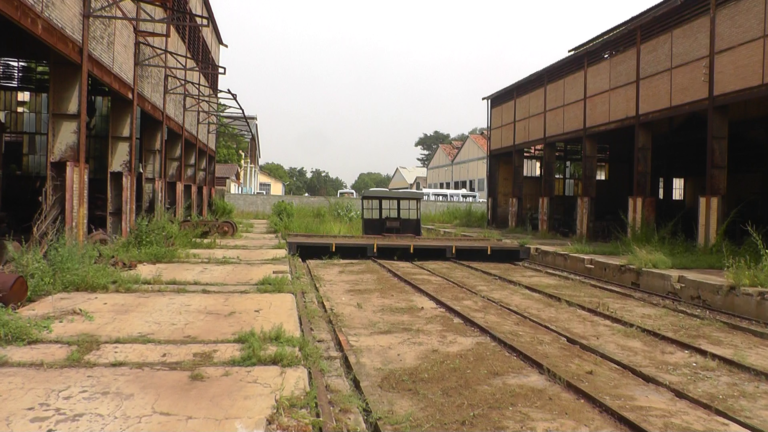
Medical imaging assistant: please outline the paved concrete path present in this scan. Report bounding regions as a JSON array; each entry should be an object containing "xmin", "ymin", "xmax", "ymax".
[{"xmin": 1, "ymin": 220, "xmax": 305, "ymax": 432}]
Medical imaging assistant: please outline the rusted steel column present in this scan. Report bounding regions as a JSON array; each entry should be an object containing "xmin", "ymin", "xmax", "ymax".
[
  {"xmin": 77, "ymin": 0, "xmax": 92, "ymax": 243},
  {"xmin": 539, "ymin": 142, "xmax": 556, "ymax": 232}
]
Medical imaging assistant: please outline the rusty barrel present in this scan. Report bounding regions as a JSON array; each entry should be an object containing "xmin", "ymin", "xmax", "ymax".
[{"xmin": 0, "ymin": 273, "xmax": 29, "ymax": 307}]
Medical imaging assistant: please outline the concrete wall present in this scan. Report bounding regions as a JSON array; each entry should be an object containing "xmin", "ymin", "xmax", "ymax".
[{"xmin": 225, "ymin": 193, "xmax": 486, "ymax": 215}]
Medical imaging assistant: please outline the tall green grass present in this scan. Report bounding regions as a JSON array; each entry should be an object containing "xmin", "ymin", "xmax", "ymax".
[
  {"xmin": 422, "ymin": 205, "xmax": 486, "ymax": 228},
  {"xmin": 269, "ymin": 201, "xmax": 362, "ymax": 238},
  {"xmin": 0, "ymin": 307, "xmax": 52, "ymax": 346},
  {"xmin": 209, "ymin": 196, "xmax": 236, "ymax": 220},
  {"xmin": 726, "ymin": 225, "xmax": 768, "ymax": 287}
]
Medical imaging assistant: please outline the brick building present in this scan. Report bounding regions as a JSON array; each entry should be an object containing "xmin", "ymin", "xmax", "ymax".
[
  {"xmin": 0, "ymin": 0, "xmax": 257, "ymax": 241},
  {"xmin": 486, "ymin": 0, "xmax": 768, "ymax": 245}
]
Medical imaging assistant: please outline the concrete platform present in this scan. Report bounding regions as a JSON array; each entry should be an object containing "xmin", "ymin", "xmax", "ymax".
[
  {"xmin": 133, "ymin": 263, "xmax": 288, "ymax": 284},
  {"xmin": 0, "ymin": 344, "xmax": 72, "ymax": 364},
  {"xmin": 287, "ymin": 234, "xmax": 531, "ymax": 260},
  {"xmin": 85, "ymin": 344, "xmax": 241, "ymax": 364},
  {"xmin": 0, "ymin": 366, "xmax": 308, "ymax": 432},
  {"xmin": 20, "ymin": 293, "xmax": 300, "ymax": 341},
  {"xmin": 189, "ymin": 249, "xmax": 287, "ymax": 261},
  {"xmin": 215, "ymin": 238, "xmax": 280, "ymax": 249},
  {"xmin": 245, "ymin": 220, "xmax": 271, "ymax": 234}
]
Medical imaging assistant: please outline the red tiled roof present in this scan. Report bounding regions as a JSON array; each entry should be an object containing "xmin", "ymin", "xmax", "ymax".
[
  {"xmin": 215, "ymin": 163, "xmax": 240, "ymax": 180},
  {"xmin": 470, "ymin": 134, "xmax": 488, "ymax": 154},
  {"xmin": 451, "ymin": 140, "xmax": 463, "ymax": 149},
  {"xmin": 439, "ymin": 144, "xmax": 459, "ymax": 161}
]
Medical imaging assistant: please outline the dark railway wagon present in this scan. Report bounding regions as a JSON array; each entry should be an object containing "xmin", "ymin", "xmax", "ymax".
[{"xmin": 361, "ymin": 190, "xmax": 422, "ymax": 236}]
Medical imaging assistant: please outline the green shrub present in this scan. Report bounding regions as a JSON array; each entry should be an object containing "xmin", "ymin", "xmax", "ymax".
[
  {"xmin": 269, "ymin": 202, "xmax": 361, "ymax": 237},
  {"xmin": 107, "ymin": 214, "xmax": 202, "ymax": 263},
  {"xmin": 209, "ymin": 196, "xmax": 236, "ymax": 220}
]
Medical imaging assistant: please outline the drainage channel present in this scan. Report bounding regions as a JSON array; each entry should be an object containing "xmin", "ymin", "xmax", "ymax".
[
  {"xmin": 371, "ymin": 259, "xmax": 749, "ymax": 432},
  {"xmin": 304, "ymin": 260, "xmax": 381, "ymax": 432},
  {"xmin": 521, "ymin": 260, "xmax": 768, "ymax": 338},
  {"xmin": 415, "ymin": 261, "xmax": 765, "ymax": 432},
  {"xmin": 458, "ymin": 260, "xmax": 768, "ymax": 381}
]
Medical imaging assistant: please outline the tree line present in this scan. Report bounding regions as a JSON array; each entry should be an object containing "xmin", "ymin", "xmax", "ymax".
[{"xmin": 259, "ymin": 162, "xmax": 391, "ymax": 196}]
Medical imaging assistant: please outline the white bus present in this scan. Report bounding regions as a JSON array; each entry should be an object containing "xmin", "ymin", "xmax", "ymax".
[
  {"xmin": 420, "ymin": 188, "xmax": 479, "ymax": 202},
  {"xmin": 337, "ymin": 189, "xmax": 357, "ymax": 198}
]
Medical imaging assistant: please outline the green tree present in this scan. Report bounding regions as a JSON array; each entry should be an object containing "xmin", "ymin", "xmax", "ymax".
[
  {"xmin": 215, "ymin": 123, "xmax": 249, "ymax": 164},
  {"xmin": 468, "ymin": 126, "xmax": 488, "ymax": 135},
  {"xmin": 285, "ymin": 167, "xmax": 309, "ymax": 195},
  {"xmin": 351, "ymin": 172, "xmax": 391, "ymax": 194},
  {"xmin": 414, "ymin": 131, "xmax": 451, "ymax": 167},
  {"xmin": 260, "ymin": 162, "xmax": 290, "ymax": 184},
  {"xmin": 305, "ymin": 169, "xmax": 346, "ymax": 197}
]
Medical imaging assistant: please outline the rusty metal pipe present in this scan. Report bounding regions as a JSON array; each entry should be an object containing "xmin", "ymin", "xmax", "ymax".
[{"xmin": 0, "ymin": 273, "xmax": 28, "ymax": 307}]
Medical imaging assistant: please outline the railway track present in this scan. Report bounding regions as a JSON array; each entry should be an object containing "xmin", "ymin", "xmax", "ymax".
[
  {"xmin": 303, "ymin": 260, "xmax": 381, "ymax": 432},
  {"xmin": 372, "ymin": 258, "xmax": 763, "ymax": 432},
  {"xmin": 519, "ymin": 260, "xmax": 768, "ymax": 338}
]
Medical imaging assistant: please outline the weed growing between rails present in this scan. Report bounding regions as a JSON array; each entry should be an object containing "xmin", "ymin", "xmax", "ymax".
[{"xmin": 269, "ymin": 201, "xmax": 362, "ymax": 238}]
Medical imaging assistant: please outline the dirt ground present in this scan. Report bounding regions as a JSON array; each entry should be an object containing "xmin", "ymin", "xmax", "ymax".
[
  {"xmin": 421, "ymin": 261, "xmax": 768, "ymax": 430},
  {"xmin": 382, "ymin": 261, "xmax": 745, "ymax": 432},
  {"xmin": 310, "ymin": 259, "xmax": 623, "ymax": 432}
]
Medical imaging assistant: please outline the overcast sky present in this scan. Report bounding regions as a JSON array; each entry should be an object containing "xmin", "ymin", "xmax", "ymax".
[{"xmin": 209, "ymin": 0, "xmax": 660, "ymax": 185}]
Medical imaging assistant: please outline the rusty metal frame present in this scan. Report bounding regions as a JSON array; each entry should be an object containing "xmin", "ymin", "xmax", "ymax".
[
  {"xmin": 88, "ymin": 0, "xmax": 210, "ymax": 29},
  {"xmin": 137, "ymin": 41, "xmax": 225, "ymax": 75}
]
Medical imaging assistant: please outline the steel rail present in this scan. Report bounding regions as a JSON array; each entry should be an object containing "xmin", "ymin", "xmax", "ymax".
[
  {"xmin": 371, "ymin": 258, "xmax": 649, "ymax": 432},
  {"xmin": 521, "ymin": 260, "xmax": 768, "ymax": 331},
  {"xmin": 305, "ymin": 261, "xmax": 381, "ymax": 432},
  {"xmin": 287, "ymin": 259, "xmax": 334, "ymax": 432},
  {"xmin": 416, "ymin": 262, "xmax": 764, "ymax": 432},
  {"xmin": 454, "ymin": 260, "xmax": 768, "ymax": 381}
]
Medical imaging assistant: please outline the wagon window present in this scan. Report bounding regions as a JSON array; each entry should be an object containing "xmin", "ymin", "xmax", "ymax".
[
  {"xmin": 363, "ymin": 199, "xmax": 379, "ymax": 219},
  {"xmin": 401, "ymin": 199, "xmax": 419, "ymax": 219},
  {"xmin": 382, "ymin": 199, "xmax": 398, "ymax": 218}
]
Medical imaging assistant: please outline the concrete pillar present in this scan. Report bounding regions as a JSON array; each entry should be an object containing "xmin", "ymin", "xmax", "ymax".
[
  {"xmin": 510, "ymin": 148, "xmax": 524, "ymax": 228},
  {"xmin": 141, "ymin": 117, "xmax": 162, "ymax": 215},
  {"xmin": 698, "ymin": 196, "xmax": 722, "ymax": 247},
  {"xmin": 539, "ymin": 142, "xmax": 556, "ymax": 233},
  {"xmin": 494, "ymin": 154, "xmax": 514, "ymax": 228},
  {"xmin": 164, "ymin": 132, "xmax": 182, "ymax": 216},
  {"xmin": 108, "ymin": 95, "xmax": 133, "ymax": 237},
  {"xmin": 578, "ymin": 137, "xmax": 597, "ymax": 238},
  {"xmin": 48, "ymin": 56, "xmax": 90, "ymax": 239},
  {"xmin": 629, "ymin": 124, "xmax": 655, "ymax": 235}
]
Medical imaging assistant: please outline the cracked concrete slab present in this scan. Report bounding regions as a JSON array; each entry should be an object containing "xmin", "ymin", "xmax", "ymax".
[
  {"xmin": 133, "ymin": 263, "xmax": 288, "ymax": 284},
  {"xmin": 0, "ymin": 344, "xmax": 72, "ymax": 364},
  {"xmin": 85, "ymin": 344, "xmax": 241, "ymax": 364},
  {"xmin": 0, "ymin": 366, "xmax": 308, "ymax": 432},
  {"xmin": 214, "ymin": 238, "xmax": 281, "ymax": 249},
  {"xmin": 188, "ymin": 249, "xmax": 287, "ymax": 261},
  {"xmin": 138, "ymin": 285, "xmax": 259, "ymax": 293},
  {"xmin": 20, "ymin": 293, "xmax": 300, "ymax": 341}
]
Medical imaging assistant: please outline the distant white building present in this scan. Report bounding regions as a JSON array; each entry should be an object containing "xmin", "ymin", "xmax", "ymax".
[
  {"xmin": 426, "ymin": 134, "xmax": 489, "ymax": 199},
  {"xmin": 388, "ymin": 166, "xmax": 427, "ymax": 190}
]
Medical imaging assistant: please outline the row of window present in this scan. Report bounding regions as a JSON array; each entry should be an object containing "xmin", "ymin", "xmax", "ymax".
[
  {"xmin": 523, "ymin": 159, "xmax": 608, "ymax": 180},
  {"xmin": 427, "ymin": 179, "xmax": 485, "ymax": 192},
  {"xmin": 362, "ymin": 199, "xmax": 420, "ymax": 219}
]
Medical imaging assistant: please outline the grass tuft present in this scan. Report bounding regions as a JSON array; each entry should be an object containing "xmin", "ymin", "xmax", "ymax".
[{"xmin": 0, "ymin": 307, "xmax": 52, "ymax": 346}]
